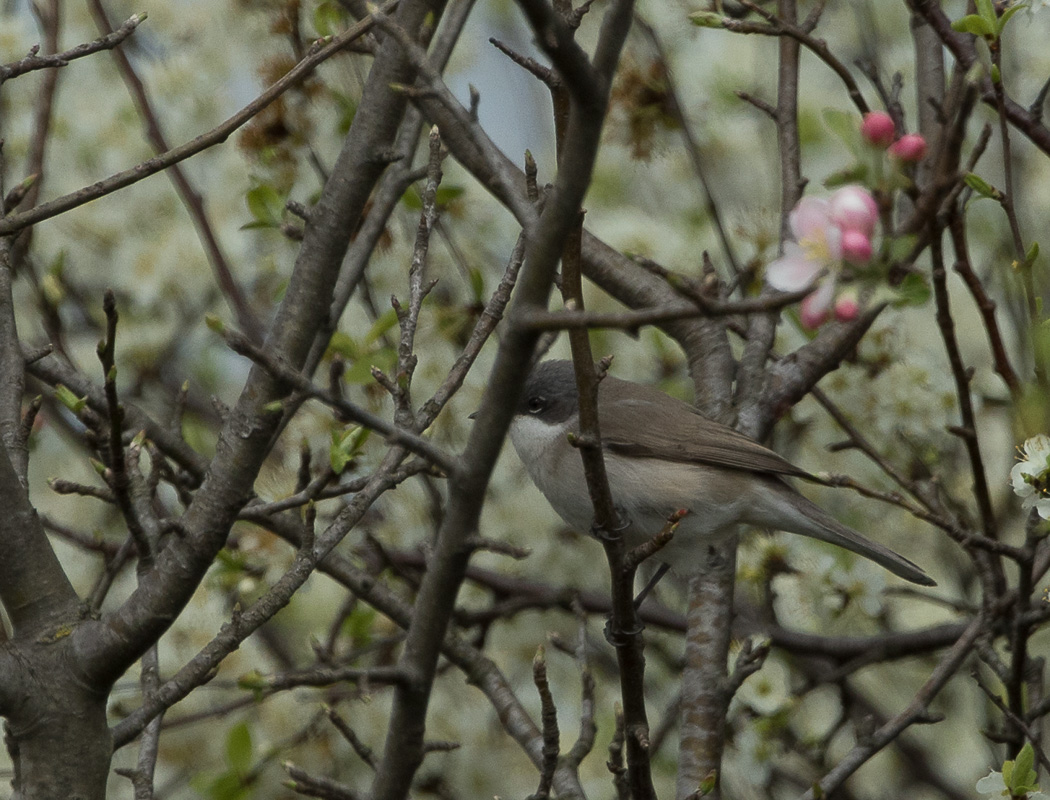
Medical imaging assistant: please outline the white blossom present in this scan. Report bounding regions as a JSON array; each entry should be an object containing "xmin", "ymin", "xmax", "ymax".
[{"xmin": 1010, "ymin": 435, "xmax": 1050, "ymax": 520}]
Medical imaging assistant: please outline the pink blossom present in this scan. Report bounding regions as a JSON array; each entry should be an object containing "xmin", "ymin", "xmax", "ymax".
[
  {"xmin": 766, "ymin": 242, "xmax": 820, "ymax": 291},
  {"xmin": 834, "ymin": 290, "xmax": 860, "ymax": 322},
  {"xmin": 840, "ymin": 229, "xmax": 873, "ymax": 264},
  {"xmin": 861, "ymin": 112, "xmax": 896, "ymax": 148},
  {"xmin": 829, "ymin": 185, "xmax": 878, "ymax": 236},
  {"xmin": 801, "ymin": 280, "xmax": 835, "ymax": 329},
  {"xmin": 766, "ymin": 198, "xmax": 841, "ymax": 292},
  {"xmin": 888, "ymin": 133, "xmax": 927, "ymax": 162},
  {"xmin": 789, "ymin": 197, "xmax": 842, "ymax": 254},
  {"xmin": 767, "ymin": 190, "xmax": 877, "ymax": 328}
]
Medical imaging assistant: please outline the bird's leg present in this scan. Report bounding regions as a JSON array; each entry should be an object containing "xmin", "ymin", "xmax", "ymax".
[
  {"xmin": 604, "ymin": 615, "xmax": 645, "ymax": 646},
  {"xmin": 625, "ymin": 509, "xmax": 684, "ymax": 607},
  {"xmin": 593, "ymin": 509, "xmax": 644, "ymax": 646},
  {"xmin": 589, "ymin": 506, "xmax": 631, "ymax": 543},
  {"xmin": 633, "ymin": 562, "xmax": 671, "ymax": 609}
]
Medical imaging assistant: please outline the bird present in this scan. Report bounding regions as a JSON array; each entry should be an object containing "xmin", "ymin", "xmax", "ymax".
[{"xmin": 507, "ymin": 360, "xmax": 935, "ymax": 587}]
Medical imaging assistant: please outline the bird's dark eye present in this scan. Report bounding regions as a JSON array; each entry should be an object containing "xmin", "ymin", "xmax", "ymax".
[{"xmin": 526, "ymin": 396, "xmax": 546, "ymax": 414}]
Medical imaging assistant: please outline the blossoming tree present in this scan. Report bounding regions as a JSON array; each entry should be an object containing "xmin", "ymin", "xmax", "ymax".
[{"xmin": 0, "ymin": 0, "xmax": 1048, "ymax": 798}]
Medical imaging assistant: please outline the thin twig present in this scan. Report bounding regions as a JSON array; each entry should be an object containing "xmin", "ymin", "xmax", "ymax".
[
  {"xmin": 98, "ymin": 291, "xmax": 151, "ymax": 557},
  {"xmin": 531, "ymin": 646, "xmax": 560, "ymax": 799},
  {"xmin": 86, "ymin": 0, "xmax": 262, "ymax": 342},
  {"xmin": 0, "ymin": 13, "xmax": 144, "ymax": 82},
  {"xmin": 801, "ymin": 613, "xmax": 985, "ymax": 799},
  {"xmin": 0, "ymin": 1, "xmax": 399, "ymax": 236},
  {"xmin": 217, "ymin": 325, "xmax": 457, "ymax": 474},
  {"xmin": 516, "ymin": 286, "xmax": 812, "ymax": 332},
  {"xmin": 729, "ymin": 1, "xmax": 869, "ymax": 114}
]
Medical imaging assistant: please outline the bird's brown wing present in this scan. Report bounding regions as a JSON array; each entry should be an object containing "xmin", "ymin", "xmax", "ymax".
[{"xmin": 597, "ymin": 375, "xmax": 816, "ymax": 480}]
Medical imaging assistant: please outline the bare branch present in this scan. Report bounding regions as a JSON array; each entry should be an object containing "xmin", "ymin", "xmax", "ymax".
[
  {"xmin": 801, "ymin": 613, "xmax": 984, "ymax": 799},
  {"xmin": 85, "ymin": 0, "xmax": 263, "ymax": 343},
  {"xmin": 0, "ymin": 13, "xmax": 144, "ymax": 82},
  {"xmin": 0, "ymin": 1, "xmax": 399, "ymax": 236}
]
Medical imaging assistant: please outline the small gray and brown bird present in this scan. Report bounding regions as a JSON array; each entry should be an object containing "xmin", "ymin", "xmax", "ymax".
[{"xmin": 507, "ymin": 360, "xmax": 934, "ymax": 587}]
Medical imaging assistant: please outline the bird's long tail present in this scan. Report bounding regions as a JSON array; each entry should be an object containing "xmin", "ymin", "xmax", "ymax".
[{"xmin": 751, "ymin": 479, "xmax": 936, "ymax": 587}]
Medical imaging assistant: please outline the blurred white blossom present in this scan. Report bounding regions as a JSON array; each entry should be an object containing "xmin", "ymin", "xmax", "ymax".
[
  {"xmin": 737, "ymin": 656, "xmax": 791, "ymax": 716},
  {"xmin": 730, "ymin": 725, "xmax": 775, "ymax": 786},
  {"xmin": 1010, "ymin": 434, "xmax": 1050, "ymax": 519},
  {"xmin": 827, "ymin": 561, "xmax": 886, "ymax": 617},
  {"xmin": 976, "ymin": 768, "xmax": 1049, "ymax": 799}
]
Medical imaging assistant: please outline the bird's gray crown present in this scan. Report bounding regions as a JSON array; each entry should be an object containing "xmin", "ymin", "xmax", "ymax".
[{"xmin": 516, "ymin": 360, "xmax": 580, "ymax": 425}]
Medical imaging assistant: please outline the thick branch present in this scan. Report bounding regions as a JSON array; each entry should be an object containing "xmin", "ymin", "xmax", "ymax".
[
  {"xmin": 368, "ymin": 0, "xmax": 636, "ymax": 792},
  {"xmin": 0, "ymin": 241, "xmax": 27, "ymax": 484},
  {"xmin": 0, "ymin": 444, "xmax": 79, "ymax": 637},
  {"xmin": 73, "ymin": 0, "xmax": 431, "ymax": 687}
]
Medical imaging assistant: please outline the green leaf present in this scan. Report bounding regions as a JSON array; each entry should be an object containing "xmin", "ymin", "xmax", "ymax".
[
  {"xmin": 951, "ymin": 13, "xmax": 996, "ymax": 37},
  {"xmin": 330, "ymin": 431, "xmax": 352, "ymax": 474},
  {"xmin": 215, "ymin": 548, "xmax": 249, "ymax": 573},
  {"xmin": 342, "ymin": 605, "xmax": 377, "ymax": 646},
  {"xmin": 334, "ymin": 91, "xmax": 357, "ymax": 135},
  {"xmin": 697, "ymin": 769, "xmax": 718, "ymax": 796},
  {"xmin": 1007, "ymin": 742, "xmax": 1039, "ymax": 794},
  {"xmin": 364, "ymin": 308, "xmax": 400, "ymax": 345},
  {"xmin": 312, "ymin": 0, "xmax": 345, "ymax": 36},
  {"xmin": 468, "ymin": 267, "xmax": 485, "ymax": 302},
  {"xmin": 887, "ymin": 234, "xmax": 919, "ymax": 262},
  {"xmin": 435, "ymin": 184, "xmax": 465, "ymax": 208},
  {"xmin": 330, "ymin": 426, "xmax": 370, "ymax": 474},
  {"xmin": 823, "ymin": 163, "xmax": 869, "ymax": 189},
  {"xmin": 964, "ymin": 172, "xmax": 1001, "ymax": 199},
  {"xmin": 997, "ymin": 3, "xmax": 1025, "ymax": 35},
  {"xmin": 47, "ymin": 250, "xmax": 67, "ymax": 279},
  {"xmin": 245, "ymin": 184, "xmax": 284, "ymax": 227},
  {"xmin": 342, "ymin": 347, "xmax": 396, "ymax": 383},
  {"xmin": 822, "ymin": 107, "xmax": 862, "ymax": 154},
  {"xmin": 1003, "ymin": 759, "xmax": 1014, "ymax": 786},
  {"xmin": 688, "ymin": 10, "xmax": 725, "ymax": 27},
  {"xmin": 203, "ymin": 770, "xmax": 249, "ymax": 800},
  {"xmin": 347, "ymin": 425, "xmax": 371, "ymax": 453},
  {"xmin": 892, "ymin": 272, "xmax": 931, "ymax": 307},
  {"xmin": 404, "ymin": 183, "xmax": 463, "ymax": 210},
  {"xmin": 225, "ymin": 721, "xmax": 253, "ymax": 773},
  {"xmin": 327, "ymin": 331, "xmax": 361, "ymax": 360},
  {"xmin": 975, "ymin": 0, "xmax": 998, "ymax": 27},
  {"xmin": 41, "ymin": 272, "xmax": 65, "ymax": 306},
  {"xmin": 239, "ymin": 219, "xmax": 278, "ymax": 231},
  {"xmin": 55, "ymin": 384, "xmax": 87, "ymax": 414},
  {"xmin": 964, "ymin": 61, "xmax": 987, "ymax": 85},
  {"xmin": 205, "ymin": 314, "xmax": 226, "ymax": 334},
  {"xmin": 401, "ymin": 186, "xmax": 423, "ymax": 210},
  {"xmin": 236, "ymin": 669, "xmax": 268, "ymax": 692},
  {"xmin": 1024, "ymin": 240, "xmax": 1040, "ymax": 269}
]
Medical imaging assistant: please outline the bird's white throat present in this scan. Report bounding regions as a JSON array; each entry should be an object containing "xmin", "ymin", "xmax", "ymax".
[{"xmin": 508, "ymin": 415, "xmax": 571, "ymax": 480}]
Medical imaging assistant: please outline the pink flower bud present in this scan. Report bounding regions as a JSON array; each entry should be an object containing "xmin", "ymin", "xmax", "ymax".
[
  {"xmin": 861, "ymin": 111, "xmax": 896, "ymax": 148},
  {"xmin": 829, "ymin": 185, "xmax": 879, "ymax": 236},
  {"xmin": 800, "ymin": 292, "xmax": 830, "ymax": 329},
  {"xmin": 834, "ymin": 291, "xmax": 860, "ymax": 322},
  {"xmin": 840, "ymin": 229, "xmax": 873, "ymax": 264},
  {"xmin": 888, "ymin": 133, "xmax": 927, "ymax": 162}
]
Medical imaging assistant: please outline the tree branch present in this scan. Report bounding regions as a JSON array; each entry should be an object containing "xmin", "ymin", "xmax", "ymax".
[{"xmin": 0, "ymin": 1, "xmax": 398, "ymax": 236}]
